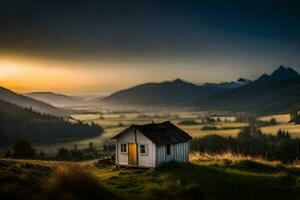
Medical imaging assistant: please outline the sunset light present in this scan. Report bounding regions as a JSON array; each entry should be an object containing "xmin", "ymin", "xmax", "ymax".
[{"xmin": 0, "ymin": 1, "xmax": 300, "ymax": 199}]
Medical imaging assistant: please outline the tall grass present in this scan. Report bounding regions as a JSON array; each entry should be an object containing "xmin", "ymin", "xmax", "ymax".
[
  {"xmin": 190, "ymin": 151, "xmax": 286, "ymax": 166},
  {"xmin": 45, "ymin": 165, "xmax": 117, "ymax": 200}
]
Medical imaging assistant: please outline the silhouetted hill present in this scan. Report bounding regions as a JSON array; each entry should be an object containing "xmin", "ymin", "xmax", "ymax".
[
  {"xmin": 0, "ymin": 99, "xmax": 103, "ymax": 146},
  {"xmin": 256, "ymin": 66, "xmax": 299, "ymax": 83},
  {"xmin": 0, "ymin": 87, "xmax": 67, "ymax": 116},
  {"xmin": 102, "ymin": 65, "xmax": 300, "ymax": 113},
  {"xmin": 25, "ymin": 92, "xmax": 85, "ymax": 107},
  {"xmin": 102, "ymin": 78, "xmax": 248, "ymax": 108},
  {"xmin": 197, "ymin": 66, "xmax": 300, "ymax": 113}
]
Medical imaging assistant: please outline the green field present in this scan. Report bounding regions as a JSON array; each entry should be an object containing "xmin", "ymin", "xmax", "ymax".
[{"xmin": 30, "ymin": 112, "xmax": 300, "ymax": 155}]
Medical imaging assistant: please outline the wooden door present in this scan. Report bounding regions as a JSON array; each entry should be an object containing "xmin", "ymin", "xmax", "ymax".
[{"xmin": 128, "ymin": 143, "xmax": 137, "ymax": 166}]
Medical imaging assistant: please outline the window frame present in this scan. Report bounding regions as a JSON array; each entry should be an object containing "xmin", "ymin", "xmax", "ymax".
[
  {"xmin": 139, "ymin": 144, "xmax": 148, "ymax": 156},
  {"xmin": 166, "ymin": 144, "xmax": 171, "ymax": 155},
  {"xmin": 120, "ymin": 143, "xmax": 127, "ymax": 154}
]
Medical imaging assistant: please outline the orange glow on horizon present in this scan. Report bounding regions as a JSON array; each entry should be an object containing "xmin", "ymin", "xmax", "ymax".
[
  {"xmin": 0, "ymin": 53, "xmax": 244, "ymax": 95},
  {"xmin": 0, "ymin": 56, "xmax": 125, "ymax": 94}
]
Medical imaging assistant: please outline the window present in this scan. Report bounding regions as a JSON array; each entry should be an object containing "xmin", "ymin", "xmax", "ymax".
[
  {"xmin": 140, "ymin": 144, "xmax": 148, "ymax": 155},
  {"xmin": 166, "ymin": 144, "xmax": 171, "ymax": 155},
  {"xmin": 120, "ymin": 144, "xmax": 127, "ymax": 153}
]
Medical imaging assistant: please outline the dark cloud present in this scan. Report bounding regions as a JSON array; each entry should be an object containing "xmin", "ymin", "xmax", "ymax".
[{"xmin": 0, "ymin": 0, "xmax": 300, "ymax": 65}]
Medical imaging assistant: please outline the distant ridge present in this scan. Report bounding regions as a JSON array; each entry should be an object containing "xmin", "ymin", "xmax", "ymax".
[
  {"xmin": 25, "ymin": 92, "xmax": 85, "ymax": 107},
  {"xmin": 102, "ymin": 77, "xmax": 250, "ymax": 108},
  {"xmin": 256, "ymin": 65, "xmax": 299, "ymax": 82},
  {"xmin": 102, "ymin": 78, "xmax": 202, "ymax": 107},
  {"xmin": 0, "ymin": 87, "xmax": 68, "ymax": 116},
  {"xmin": 196, "ymin": 65, "xmax": 300, "ymax": 113},
  {"xmin": 101, "ymin": 65, "xmax": 300, "ymax": 113}
]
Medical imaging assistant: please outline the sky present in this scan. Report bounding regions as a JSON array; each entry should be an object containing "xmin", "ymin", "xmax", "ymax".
[{"xmin": 0, "ymin": 0, "xmax": 300, "ymax": 95}]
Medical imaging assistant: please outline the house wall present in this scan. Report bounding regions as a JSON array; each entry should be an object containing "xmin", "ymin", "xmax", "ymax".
[
  {"xmin": 155, "ymin": 142, "xmax": 190, "ymax": 167},
  {"xmin": 115, "ymin": 129, "xmax": 156, "ymax": 168}
]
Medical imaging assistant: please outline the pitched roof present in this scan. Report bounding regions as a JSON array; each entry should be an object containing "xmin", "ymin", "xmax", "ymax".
[{"xmin": 111, "ymin": 121, "xmax": 192, "ymax": 145}]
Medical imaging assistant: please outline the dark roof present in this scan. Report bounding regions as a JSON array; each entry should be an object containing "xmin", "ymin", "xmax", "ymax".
[{"xmin": 111, "ymin": 121, "xmax": 192, "ymax": 145}]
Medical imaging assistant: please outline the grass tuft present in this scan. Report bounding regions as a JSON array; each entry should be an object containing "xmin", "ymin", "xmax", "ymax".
[{"xmin": 45, "ymin": 165, "xmax": 117, "ymax": 200}]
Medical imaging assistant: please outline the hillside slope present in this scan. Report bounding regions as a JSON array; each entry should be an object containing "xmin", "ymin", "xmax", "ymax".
[
  {"xmin": 197, "ymin": 66, "xmax": 300, "ymax": 113},
  {"xmin": 0, "ymin": 157, "xmax": 300, "ymax": 200},
  {"xmin": 102, "ymin": 78, "xmax": 248, "ymax": 108},
  {"xmin": 0, "ymin": 99, "xmax": 103, "ymax": 146},
  {"xmin": 25, "ymin": 92, "xmax": 85, "ymax": 107},
  {"xmin": 0, "ymin": 87, "xmax": 67, "ymax": 116},
  {"xmin": 102, "ymin": 66, "xmax": 300, "ymax": 113}
]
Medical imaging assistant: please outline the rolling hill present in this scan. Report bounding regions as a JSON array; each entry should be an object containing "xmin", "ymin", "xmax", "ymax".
[
  {"xmin": 0, "ymin": 87, "xmax": 67, "ymax": 116},
  {"xmin": 102, "ymin": 78, "xmax": 249, "ymax": 108},
  {"xmin": 25, "ymin": 92, "xmax": 85, "ymax": 107},
  {"xmin": 0, "ymin": 99, "xmax": 103, "ymax": 146},
  {"xmin": 101, "ymin": 65, "xmax": 300, "ymax": 113}
]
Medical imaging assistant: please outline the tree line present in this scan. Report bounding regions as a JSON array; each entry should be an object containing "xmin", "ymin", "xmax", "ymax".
[
  {"xmin": 0, "ymin": 100, "xmax": 103, "ymax": 146},
  {"xmin": 191, "ymin": 126, "xmax": 300, "ymax": 163},
  {"xmin": 4, "ymin": 140, "xmax": 115, "ymax": 161}
]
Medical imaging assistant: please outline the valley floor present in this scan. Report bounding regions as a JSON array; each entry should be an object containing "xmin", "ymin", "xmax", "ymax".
[
  {"xmin": 26, "ymin": 112, "xmax": 300, "ymax": 156},
  {"xmin": 1, "ymin": 155, "xmax": 300, "ymax": 200}
]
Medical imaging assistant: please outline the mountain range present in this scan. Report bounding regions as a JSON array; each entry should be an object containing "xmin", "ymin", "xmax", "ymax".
[
  {"xmin": 102, "ymin": 78, "xmax": 250, "ymax": 107},
  {"xmin": 102, "ymin": 66, "xmax": 300, "ymax": 113},
  {"xmin": 1, "ymin": 65, "xmax": 299, "ymax": 114}
]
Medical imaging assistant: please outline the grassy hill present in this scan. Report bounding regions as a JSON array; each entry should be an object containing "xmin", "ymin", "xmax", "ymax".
[
  {"xmin": 0, "ymin": 99, "xmax": 103, "ymax": 146},
  {"xmin": 1, "ymin": 154, "xmax": 300, "ymax": 200}
]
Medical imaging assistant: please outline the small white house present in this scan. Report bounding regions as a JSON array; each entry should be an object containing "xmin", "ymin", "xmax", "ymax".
[{"xmin": 111, "ymin": 121, "xmax": 192, "ymax": 168}]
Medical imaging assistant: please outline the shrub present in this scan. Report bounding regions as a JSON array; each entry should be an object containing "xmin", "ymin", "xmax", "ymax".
[
  {"xmin": 56, "ymin": 148, "xmax": 72, "ymax": 160},
  {"xmin": 178, "ymin": 120, "xmax": 199, "ymax": 126},
  {"xmin": 13, "ymin": 140, "xmax": 36, "ymax": 159}
]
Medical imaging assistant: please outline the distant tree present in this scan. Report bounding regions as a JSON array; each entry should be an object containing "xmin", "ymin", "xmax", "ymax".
[
  {"xmin": 205, "ymin": 117, "xmax": 216, "ymax": 123},
  {"xmin": 39, "ymin": 150, "xmax": 45, "ymax": 160},
  {"xmin": 269, "ymin": 118, "xmax": 277, "ymax": 125},
  {"xmin": 102, "ymin": 144, "xmax": 109, "ymax": 155},
  {"xmin": 4, "ymin": 149, "xmax": 12, "ymax": 158},
  {"xmin": 289, "ymin": 109, "xmax": 300, "ymax": 124},
  {"xmin": 191, "ymin": 125, "xmax": 300, "ymax": 163},
  {"xmin": 71, "ymin": 145, "xmax": 84, "ymax": 160},
  {"xmin": 87, "ymin": 142, "xmax": 97, "ymax": 155},
  {"xmin": 56, "ymin": 147, "xmax": 72, "ymax": 160},
  {"xmin": 13, "ymin": 140, "xmax": 36, "ymax": 159},
  {"xmin": 276, "ymin": 129, "xmax": 290, "ymax": 139},
  {"xmin": 178, "ymin": 120, "xmax": 199, "ymax": 126}
]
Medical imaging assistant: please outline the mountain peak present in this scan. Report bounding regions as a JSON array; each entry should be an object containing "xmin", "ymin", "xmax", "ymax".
[
  {"xmin": 169, "ymin": 78, "xmax": 196, "ymax": 86},
  {"xmin": 172, "ymin": 78, "xmax": 186, "ymax": 83},
  {"xmin": 237, "ymin": 78, "xmax": 251, "ymax": 83},
  {"xmin": 270, "ymin": 65, "xmax": 298, "ymax": 80}
]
